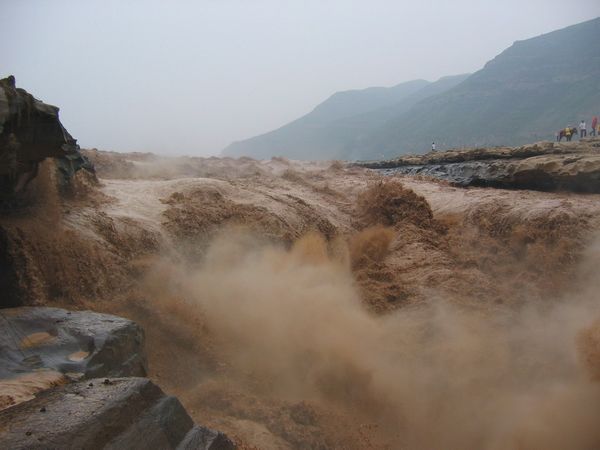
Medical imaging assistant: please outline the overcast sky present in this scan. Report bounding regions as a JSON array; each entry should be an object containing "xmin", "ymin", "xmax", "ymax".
[{"xmin": 2, "ymin": 1, "xmax": 599, "ymax": 155}]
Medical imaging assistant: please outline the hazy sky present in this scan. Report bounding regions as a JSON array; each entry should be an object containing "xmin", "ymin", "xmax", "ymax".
[{"xmin": 2, "ymin": 1, "xmax": 599, "ymax": 155}]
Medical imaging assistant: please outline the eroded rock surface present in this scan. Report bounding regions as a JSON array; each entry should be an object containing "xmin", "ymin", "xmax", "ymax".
[
  {"xmin": 358, "ymin": 140, "xmax": 600, "ymax": 192},
  {"xmin": 0, "ymin": 377, "xmax": 234, "ymax": 450},
  {"xmin": 0, "ymin": 307, "xmax": 146, "ymax": 409}
]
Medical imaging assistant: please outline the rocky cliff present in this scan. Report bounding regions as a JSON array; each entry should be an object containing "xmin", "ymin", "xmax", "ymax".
[
  {"xmin": 358, "ymin": 139, "xmax": 600, "ymax": 192},
  {"xmin": 0, "ymin": 76, "xmax": 93, "ymax": 197}
]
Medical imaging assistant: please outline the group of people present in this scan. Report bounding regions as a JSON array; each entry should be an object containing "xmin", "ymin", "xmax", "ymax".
[{"xmin": 557, "ymin": 116, "xmax": 599, "ymax": 142}]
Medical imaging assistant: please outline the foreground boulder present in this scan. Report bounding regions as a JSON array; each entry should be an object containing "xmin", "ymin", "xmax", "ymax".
[
  {"xmin": 358, "ymin": 140, "xmax": 600, "ymax": 192},
  {"xmin": 0, "ymin": 307, "xmax": 146, "ymax": 408},
  {"xmin": 0, "ymin": 377, "xmax": 234, "ymax": 450}
]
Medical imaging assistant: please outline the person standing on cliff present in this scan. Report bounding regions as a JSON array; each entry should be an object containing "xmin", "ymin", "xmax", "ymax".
[
  {"xmin": 579, "ymin": 120, "xmax": 587, "ymax": 138},
  {"xmin": 431, "ymin": 142, "xmax": 436, "ymax": 152},
  {"xmin": 592, "ymin": 116, "xmax": 598, "ymax": 137}
]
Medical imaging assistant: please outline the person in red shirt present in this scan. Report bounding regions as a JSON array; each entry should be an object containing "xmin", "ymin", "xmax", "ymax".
[{"xmin": 592, "ymin": 116, "xmax": 598, "ymax": 137}]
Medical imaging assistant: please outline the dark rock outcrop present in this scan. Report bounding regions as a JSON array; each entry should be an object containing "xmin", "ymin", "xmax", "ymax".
[
  {"xmin": 0, "ymin": 75, "xmax": 93, "ymax": 195},
  {"xmin": 358, "ymin": 140, "xmax": 600, "ymax": 192},
  {"xmin": 0, "ymin": 307, "xmax": 147, "ymax": 381},
  {"xmin": 0, "ymin": 377, "xmax": 234, "ymax": 450}
]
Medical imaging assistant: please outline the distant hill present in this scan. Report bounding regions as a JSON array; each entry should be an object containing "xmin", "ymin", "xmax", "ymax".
[
  {"xmin": 223, "ymin": 76, "xmax": 468, "ymax": 160},
  {"xmin": 224, "ymin": 18, "xmax": 600, "ymax": 160},
  {"xmin": 363, "ymin": 17, "xmax": 600, "ymax": 159}
]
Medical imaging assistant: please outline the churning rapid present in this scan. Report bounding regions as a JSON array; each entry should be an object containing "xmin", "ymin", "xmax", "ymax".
[{"xmin": 4, "ymin": 151, "xmax": 600, "ymax": 449}]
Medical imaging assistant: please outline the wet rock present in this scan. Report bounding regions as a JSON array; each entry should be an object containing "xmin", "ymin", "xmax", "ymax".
[
  {"xmin": 358, "ymin": 140, "xmax": 600, "ymax": 192},
  {"xmin": 0, "ymin": 75, "xmax": 94, "ymax": 196},
  {"xmin": 0, "ymin": 307, "xmax": 147, "ymax": 381},
  {"xmin": 0, "ymin": 377, "xmax": 234, "ymax": 450}
]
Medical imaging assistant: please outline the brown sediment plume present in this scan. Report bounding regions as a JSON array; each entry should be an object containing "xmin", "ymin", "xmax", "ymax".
[
  {"xmin": 130, "ymin": 226, "xmax": 600, "ymax": 449},
  {"xmin": 348, "ymin": 225, "xmax": 395, "ymax": 269},
  {"xmin": 577, "ymin": 320, "xmax": 600, "ymax": 381},
  {"xmin": 356, "ymin": 179, "xmax": 437, "ymax": 229},
  {"xmin": 5, "ymin": 152, "xmax": 600, "ymax": 448}
]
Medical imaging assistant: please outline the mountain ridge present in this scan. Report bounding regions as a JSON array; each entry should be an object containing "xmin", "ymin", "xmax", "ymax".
[
  {"xmin": 224, "ymin": 17, "xmax": 600, "ymax": 160},
  {"xmin": 224, "ymin": 75, "xmax": 469, "ymax": 160}
]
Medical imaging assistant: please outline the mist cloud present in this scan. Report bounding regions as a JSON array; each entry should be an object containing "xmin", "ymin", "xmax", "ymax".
[{"xmin": 2, "ymin": 0, "xmax": 599, "ymax": 155}]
